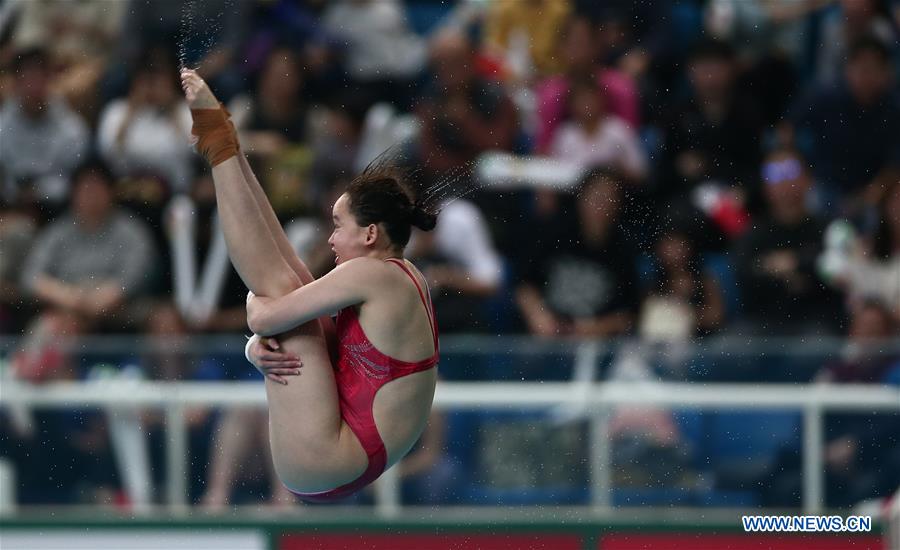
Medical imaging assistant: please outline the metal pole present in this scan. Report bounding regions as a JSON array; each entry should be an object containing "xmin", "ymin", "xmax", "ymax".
[
  {"xmin": 166, "ymin": 404, "xmax": 189, "ymax": 513},
  {"xmin": 374, "ymin": 461, "xmax": 401, "ymax": 517},
  {"xmin": 802, "ymin": 404, "xmax": 824, "ymax": 514},
  {"xmin": 590, "ymin": 407, "xmax": 612, "ymax": 510}
]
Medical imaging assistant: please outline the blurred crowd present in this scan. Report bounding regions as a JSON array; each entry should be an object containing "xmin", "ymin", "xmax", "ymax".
[{"xmin": 0, "ymin": 0, "xmax": 899, "ymax": 510}]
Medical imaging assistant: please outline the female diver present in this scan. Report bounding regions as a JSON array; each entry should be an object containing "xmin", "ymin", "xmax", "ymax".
[{"xmin": 181, "ymin": 69, "xmax": 439, "ymax": 501}]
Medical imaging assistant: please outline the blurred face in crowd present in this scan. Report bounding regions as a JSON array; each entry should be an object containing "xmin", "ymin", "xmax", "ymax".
[
  {"xmin": 131, "ymin": 46, "xmax": 180, "ymax": 109},
  {"xmin": 326, "ymin": 108, "xmax": 360, "ymax": 145},
  {"xmin": 569, "ymin": 82, "xmax": 606, "ymax": 127},
  {"xmin": 845, "ymin": 48, "xmax": 892, "ymax": 106},
  {"xmin": 562, "ymin": 18, "xmax": 596, "ymax": 74},
  {"xmin": 762, "ymin": 153, "xmax": 811, "ymax": 218},
  {"xmin": 849, "ymin": 303, "xmax": 894, "ymax": 342},
  {"xmin": 132, "ymin": 67, "xmax": 180, "ymax": 109},
  {"xmin": 72, "ymin": 171, "xmax": 114, "ymax": 229},
  {"xmin": 688, "ymin": 55, "xmax": 735, "ymax": 102},
  {"xmin": 656, "ymin": 233, "xmax": 692, "ymax": 271},
  {"xmin": 16, "ymin": 58, "xmax": 50, "ymax": 116},
  {"xmin": 259, "ymin": 48, "xmax": 303, "ymax": 104},
  {"xmin": 578, "ymin": 173, "xmax": 622, "ymax": 240},
  {"xmin": 431, "ymin": 31, "xmax": 474, "ymax": 91},
  {"xmin": 596, "ymin": 17, "xmax": 629, "ymax": 56}
]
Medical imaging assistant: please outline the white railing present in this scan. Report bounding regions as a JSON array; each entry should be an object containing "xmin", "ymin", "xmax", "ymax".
[{"xmin": 1, "ymin": 376, "xmax": 897, "ymax": 516}]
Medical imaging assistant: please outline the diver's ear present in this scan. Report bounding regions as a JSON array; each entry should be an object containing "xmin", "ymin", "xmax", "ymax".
[{"xmin": 364, "ymin": 223, "xmax": 379, "ymax": 246}]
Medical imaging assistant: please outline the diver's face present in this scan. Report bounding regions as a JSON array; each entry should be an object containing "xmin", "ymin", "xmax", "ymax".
[{"xmin": 327, "ymin": 194, "xmax": 369, "ymax": 265}]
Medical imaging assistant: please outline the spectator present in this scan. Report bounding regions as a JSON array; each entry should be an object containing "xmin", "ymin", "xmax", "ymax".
[
  {"xmin": 548, "ymin": 77, "xmax": 647, "ymax": 181},
  {"xmin": 227, "ymin": 46, "xmax": 314, "ymax": 220},
  {"xmin": 97, "ymin": 45, "xmax": 194, "ymax": 195},
  {"xmin": 0, "ymin": 368, "xmax": 119, "ymax": 504},
  {"xmin": 784, "ymin": 35, "xmax": 900, "ymax": 218},
  {"xmin": 705, "ymin": 0, "xmax": 826, "ymax": 124},
  {"xmin": 515, "ymin": 168, "xmax": 638, "ymax": 338},
  {"xmin": 817, "ymin": 300, "xmax": 900, "ymax": 509},
  {"xmin": 14, "ymin": 159, "xmax": 159, "ymax": 381},
  {"xmin": 761, "ymin": 300, "xmax": 900, "ymax": 508},
  {"xmin": 574, "ymin": 0, "xmax": 697, "ymax": 128},
  {"xmin": 482, "ymin": 0, "xmax": 572, "ymax": 81},
  {"xmin": 7, "ymin": 0, "xmax": 125, "ymax": 120},
  {"xmin": 322, "ymin": 0, "xmax": 426, "ymax": 110},
  {"xmin": 604, "ymin": 227, "xmax": 719, "ymax": 492},
  {"xmin": 406, "ymin": 198, "xmax": 504, "ymax": 333},
  {"xmin": 237, "ymin": 0, "xmax": 338, "ymax": 102},
  {"xmin": 815, "ymin": 0, "xmax": 897, "ymax": 85},
  {"xmin": 229, "ymin": 46, "xmax": 310, "ymax": 159},
  {"xmin": 733, "ymin": 149, "xmax": 843, "ymax": 336},
  {"xmin": 0, "ymin": 201, "xmax": 37, "ymax": 333},
  {"xmin": 534, "ymin": 15, "xmax": 641, "ymax": 154},
  {"xmin": 818, "ymin": 300, "xmax": 900, "ymax": 384},
  {"xmin": 416, "ymin": 29, "xmax": 518, "ymax": 179},
  {"xmin": 308, "ymin": 93, "xmax": 368, "ymax": 208},
  {"xmin": 0, "ymin": 47, "xmax": 89, "ymax": 210},
  {"xmin": 606, "ymin": 353, "xmax": 693, "ymax": 497},
  {"xmin": 114, "ymin": 0, "xmax": 248, "ymax": 101},
  {"xmin": 656, "ymin": 39, "xmax": 764, "ymax": 204},
  {"xmin": 821, "ymin": 179, "xmax": 900, "ymax": 317},
  {"xmin": 640, "ymin": 227, "xmax": 725, "ymax": 340},
  {"xmin": 705, "ymin": 0, "xmax": 825, "ymax": 69}
]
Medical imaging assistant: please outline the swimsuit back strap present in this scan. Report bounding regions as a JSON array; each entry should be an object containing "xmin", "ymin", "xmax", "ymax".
[{"xmin": 385, "ymin": 258, "xmax": 438, "ymax": 349}]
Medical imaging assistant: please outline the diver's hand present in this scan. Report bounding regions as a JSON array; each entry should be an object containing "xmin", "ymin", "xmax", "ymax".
[{"xmin": 246, "ymin": 334, "xmax": 302, "ymax": 386}]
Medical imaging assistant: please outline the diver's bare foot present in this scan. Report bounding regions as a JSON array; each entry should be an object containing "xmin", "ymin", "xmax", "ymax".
[{"xmin": 180, "ymin": 69, "xmax": 219, "ymax": 109}]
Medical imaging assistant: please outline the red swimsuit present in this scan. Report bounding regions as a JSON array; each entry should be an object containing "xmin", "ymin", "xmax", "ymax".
[{"xmin": 294, "ymin": 258, "xmax": 439, "ymax": 502}]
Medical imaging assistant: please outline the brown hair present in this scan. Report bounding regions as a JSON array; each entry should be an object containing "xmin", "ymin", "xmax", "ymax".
[{"xmin": 345, "ymin": 164, "xmax": 437, "ymax": 249}]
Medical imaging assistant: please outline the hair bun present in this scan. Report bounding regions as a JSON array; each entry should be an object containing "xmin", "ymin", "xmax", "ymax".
[{"xmin": 409, "ymin": 205, "xmax": 438, "ymax": 231}]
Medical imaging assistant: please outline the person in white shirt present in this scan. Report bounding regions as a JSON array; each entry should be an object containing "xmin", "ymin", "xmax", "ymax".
[
  {"xmin": 407, "ymin": 198, "xmax": 504, "ymax": 332},
  {"xmin": 322, "ymin": 0, "xmax": 426, "ymax": 82},
  {"xmin": 549, "ymin": 77, "xmax": 648, "ymax": 182},
  {"xmin": 97, "ymin": 46, "xmax": 194, "ymax": 193},
  {"xmin": 0, "ymin": 48, "xmax": 89, "ymax": 206},
  {"xmin": 821, "ymin": 179, "xmax": 900, "ymax": 318}
]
